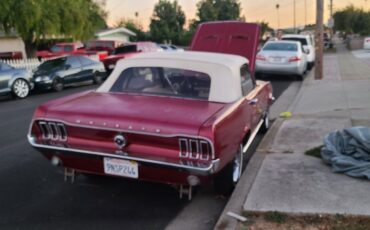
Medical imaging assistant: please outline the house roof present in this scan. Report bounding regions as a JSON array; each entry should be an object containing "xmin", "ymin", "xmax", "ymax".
[{"xmin": 96, "ymin": 27, "xmax": 136, "ymax": 37}]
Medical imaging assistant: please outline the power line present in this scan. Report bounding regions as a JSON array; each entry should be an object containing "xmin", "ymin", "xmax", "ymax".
[{"xmin": 109, "ymin": 0, "xmax": 126, "ymax": 14}]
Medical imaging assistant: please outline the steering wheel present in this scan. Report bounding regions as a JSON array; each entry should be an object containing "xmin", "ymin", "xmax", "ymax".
[{"xmin": 170, "ymin": 75, "xmax": 194, "ymax": 95}]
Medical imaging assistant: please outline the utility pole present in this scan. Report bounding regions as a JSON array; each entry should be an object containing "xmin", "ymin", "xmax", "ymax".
[
  {"xmin": 293, "ymin": 0, "xmax": 296, "ymax": 33},
  {"xmin": 305, "ymin": 0, "xmax": 307, "ymax": 28},
  {"xmin": 276, "ymin": 4, "xmax": 280, "ymax": 30},
  {"xmin": 329, "ymin": 0, "xmax": 333, "ymax": 18},
  {"xmin": 315, "ymin": 0, "xmax": 324, "ymax": 80}
]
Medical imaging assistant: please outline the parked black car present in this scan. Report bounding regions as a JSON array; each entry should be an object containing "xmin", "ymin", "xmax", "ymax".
[
  {"xmin": 0, "ymin": 62, "xmax": 34, "ymax": 99},
  {"xmin": 33, "ymin": 55, "xmax": 106, "ymax": 91}
]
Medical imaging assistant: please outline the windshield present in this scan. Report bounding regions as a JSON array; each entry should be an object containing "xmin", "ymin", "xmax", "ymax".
[
  {"xmin": 282, "ymin": 37, "xmax": 308, "ymax": 46},
  {"xmin": 110, "ymin": 67, "xmax": 211, "ymax": 100},
  {"xmin": 50, "ymin": 45, "xmax": 63, "ymax": 53},
  {"xmin": 113, "ymin": 45, "xmax": 137, "ymax": 55},
  {"xmin": 38, "ymin": 58, "xmax": 66, "ymax": 70},
  {"xmin": 263, "ymin": 43, "xmax": 298, "ymax": 51}
]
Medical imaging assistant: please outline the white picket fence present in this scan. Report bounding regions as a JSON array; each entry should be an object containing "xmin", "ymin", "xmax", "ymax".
[
  {"xmin": 4, "ymin": 58, "xmax": 41, "ymax": 71},
  {"xmin": 3, "ymin": 54, "xmax": 100, "ymax": 71}
]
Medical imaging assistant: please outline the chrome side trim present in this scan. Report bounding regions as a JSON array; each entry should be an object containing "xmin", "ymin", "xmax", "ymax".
[
  {"xmin": 28, "ymin": 135, "xmax": 220, "ymax": 174},
  {"xmin": 242, "ymin": 119, "xmax": 264, "ymax": 153},
  {"xmin": 29, "ymin": 118, "xmax": 215, "ymax": 159}
]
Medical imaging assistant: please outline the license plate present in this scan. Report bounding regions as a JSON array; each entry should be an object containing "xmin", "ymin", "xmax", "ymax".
[
  {"xmin": 108, "ymin": 64, "xmax": 115, "ymax": 69},
  {"xmin": 103, "ymin": 158, "xmax": 138, "ymax": 178},
  {"xmin": 272, "ymin": 57, "xmax": 282, "ymax": 62}
]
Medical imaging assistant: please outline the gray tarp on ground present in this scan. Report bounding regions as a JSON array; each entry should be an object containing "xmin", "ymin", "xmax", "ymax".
[{"xmin": 321, "ymin": 126, "xmax": 370, "ymax": 179}]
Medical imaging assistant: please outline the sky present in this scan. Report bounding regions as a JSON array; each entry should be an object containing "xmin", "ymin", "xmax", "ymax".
[{"xmin": 105, "ymin": 0, "xmax": 369, "ymax": 31}]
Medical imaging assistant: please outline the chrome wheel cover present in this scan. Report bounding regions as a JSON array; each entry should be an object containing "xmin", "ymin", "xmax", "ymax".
[
  {"xmin": 13, "ymin": 79, "xmax": 29, "ymax": 98},
  {"xmin": 232, "ymin": 145, "xmax": 243, "ymax": 183},
  {"xmin": 53, "ymin": 79, "xmax": 63, "ymax": 91}
]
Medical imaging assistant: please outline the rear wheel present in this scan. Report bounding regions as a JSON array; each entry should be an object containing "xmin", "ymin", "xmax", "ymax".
[
  {"xmin": 295, "ymin": 74, "xmax": 304, "ymax": 81},
  {"xmin": 307, "ymin": 62, "xmax": 314, "ymax": 70},
  {"xmin": 214, "ymin": 145, "xmax": 243, "ymax": 196},
  {"xmin": 12, "ymin": 78, "xmax": 30, "ymax": 99},
  {"xmin": 52, "ymin": 78, "xmax": 64, "ymax": 92},
  {"xmin": 93, "ymin": 72, "xmax": 103, "ymax": 84}
]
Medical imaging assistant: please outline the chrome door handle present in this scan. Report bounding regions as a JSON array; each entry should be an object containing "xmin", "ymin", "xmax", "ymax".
[{"xmin": 248, "ymin": 98, "xmax": 258, "ymax": 105}]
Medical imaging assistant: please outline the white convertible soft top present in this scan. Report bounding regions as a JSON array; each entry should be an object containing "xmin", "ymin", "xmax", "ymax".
[{"xmin": 97, "ymin": 51, "xmax": 249, "ymax": 103}]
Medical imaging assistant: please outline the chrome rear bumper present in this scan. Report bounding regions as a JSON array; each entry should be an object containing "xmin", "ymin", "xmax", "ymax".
[{"xmin": 27, "ymin": 135, "xmax": 220, "ymax": 176}]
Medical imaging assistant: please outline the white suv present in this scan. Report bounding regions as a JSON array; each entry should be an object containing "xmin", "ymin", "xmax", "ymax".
[{"xmin": 282, "ymin": 34, "xmax": 315, "ymax": 69}]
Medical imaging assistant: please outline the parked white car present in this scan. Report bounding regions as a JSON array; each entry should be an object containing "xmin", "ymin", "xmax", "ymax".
[
  {"xmin": 255, "ymin": 41, "xmax": 308, "ymax": 80},
  {"xmin": 282, "ymin": 34, "xmax": 315, "ymax": 69},
  {"xmin": 364, "ymin": 37, "xmax": 370, "ymax": 50}
]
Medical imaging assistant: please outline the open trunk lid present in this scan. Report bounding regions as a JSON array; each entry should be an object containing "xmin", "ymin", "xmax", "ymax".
[{"xmin": 189, "ymin": 21, "xmax": 261, "ymax": 74}]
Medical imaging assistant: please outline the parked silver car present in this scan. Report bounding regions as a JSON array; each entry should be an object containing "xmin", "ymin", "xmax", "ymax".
[
  {"xmin": 0, "ymin": 62, "xmax": 34, "ymax": 99},
  {"xmin": 255, "ymin": 41, "xmax": 308, "ymax": 80},
  {"xmin": 282, "ymin": 34, "xmax": 315, "ymax": 69}
]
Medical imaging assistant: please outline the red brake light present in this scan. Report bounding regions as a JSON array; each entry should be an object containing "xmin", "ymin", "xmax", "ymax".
[
  {"xmin": 288, "ymin": 56, "xmax": 301, "ymax": 62},
  {"xmin": 256, "ymin": 54, "xmax": 266, "ymax": 61},
  {"xmin": 179, "ymin": 138, "xmax": 212, "ymax": 161}
]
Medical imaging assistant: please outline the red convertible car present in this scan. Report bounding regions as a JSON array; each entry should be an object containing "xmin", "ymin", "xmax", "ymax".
[{"xmin": 27, "ymin": 22, "xmax": 273, "ymax": 197}]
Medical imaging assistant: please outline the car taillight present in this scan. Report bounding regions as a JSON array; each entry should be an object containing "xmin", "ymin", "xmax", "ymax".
[
  {"xmin": 179, "ymin": 138, "xmax": 212, "ymax": 161},
  {"xmin": 37, "ymin": 121, "xmax": 67, "ymax": 141},
  {"xmin": 256, "ymin": 54, "xmax": 266, "ymax": 61},
  {"xmin": 288, "ymin": 56, "xmax": 301, "ymax": 62}
]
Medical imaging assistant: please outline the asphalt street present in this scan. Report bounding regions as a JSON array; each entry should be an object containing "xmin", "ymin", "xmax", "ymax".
[{"xmin": 0, "ymin": 78, "xmax": 295, "ymax": 230}]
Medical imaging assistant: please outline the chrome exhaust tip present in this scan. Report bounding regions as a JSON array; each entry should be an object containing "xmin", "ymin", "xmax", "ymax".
[
  {"xmin": 187, "ymin": 175, "xmax": 200, "ymax": 186},
  {"xmin": 51, "ymin": 156, "xmax": 61, "ymax": 166}
]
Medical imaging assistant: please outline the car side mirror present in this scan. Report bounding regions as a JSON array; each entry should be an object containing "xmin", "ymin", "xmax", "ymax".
[
  {"xmin": 65, "ymin": 64, "xmax": 71, "ymax": 70},
  {"xmin": 303, "ymin": 47, "xmax": 310, "ymax": 54}
]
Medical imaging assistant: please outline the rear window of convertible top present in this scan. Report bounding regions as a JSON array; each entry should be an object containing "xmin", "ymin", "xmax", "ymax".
[{"xmin": 110, "ymin": 67, "xmax": 211, "ymax": 100}]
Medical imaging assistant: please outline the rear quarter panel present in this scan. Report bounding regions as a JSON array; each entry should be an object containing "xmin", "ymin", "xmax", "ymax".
[
  {"xmin": 199, "ymin": 80, "xmax": 272, "ymax": 172},
  {"xmin": 199, "ymin": 99, "xmax": 253, "ymax": 171}
]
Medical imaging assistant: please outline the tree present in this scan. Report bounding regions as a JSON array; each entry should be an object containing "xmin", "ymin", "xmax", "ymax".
[
  {"xmin": 333, "ymin": 5, "xmax": 370, "ymax": 35},
  {"xmin": 149, "ymin": 0, "xmax": 186, "ymax": 44},
  {"xmin": 191, "ymin": 0, "xmax": 241, "ymax": 29},
  {"xmin": 0, "ymin": 0, "xmax": 107, "ymax": 57},
  {"xmin": 115, "ymin": 18, "xmax": 147, "ymax": 41},
  {"xmin": 257, "ymin": 21, "xmax": 273, "ymax": 39}
]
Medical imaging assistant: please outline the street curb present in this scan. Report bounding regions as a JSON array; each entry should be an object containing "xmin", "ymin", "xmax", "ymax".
[
  {"xmin": 214, "ymin": 118, "xmax": 284, "ymax": 230},
  {"xmin": 214, "ymin": 74, "xmax": 311, "ymax": 230}
]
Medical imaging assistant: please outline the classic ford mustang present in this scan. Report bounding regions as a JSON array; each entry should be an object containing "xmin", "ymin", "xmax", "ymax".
[{"xmin": 28, "ymin": 22, "xmax": 273, "ymax": 197}]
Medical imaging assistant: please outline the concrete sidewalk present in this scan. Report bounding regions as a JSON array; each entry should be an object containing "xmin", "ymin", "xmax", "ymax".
[{"xmin": 215, "ymin": 44, "xmax": 370, "ymax": 229}]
